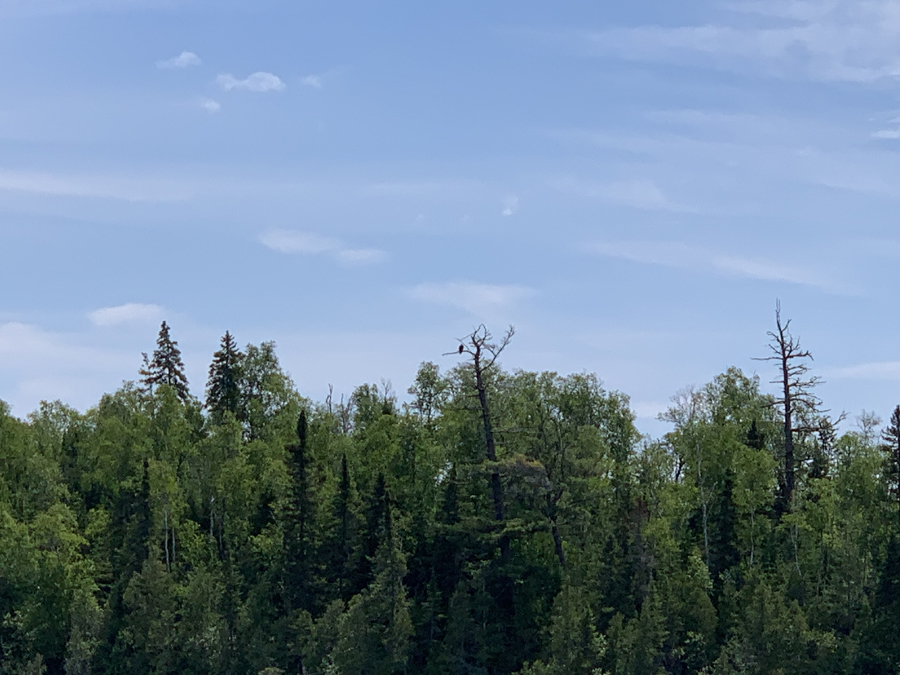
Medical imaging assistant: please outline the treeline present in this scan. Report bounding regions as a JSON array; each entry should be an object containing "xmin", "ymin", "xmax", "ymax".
[{"xmin": 1, "ymin": 317, "xmax": 899, "ymax": 675}]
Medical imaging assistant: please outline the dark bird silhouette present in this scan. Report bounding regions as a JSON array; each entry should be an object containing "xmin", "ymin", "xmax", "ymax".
[{"xmin": 458, "ymin": 344, "xmax": 464, "ymax": 354}]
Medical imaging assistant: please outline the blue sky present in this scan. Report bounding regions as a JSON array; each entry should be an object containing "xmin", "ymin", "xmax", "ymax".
[{"xmin": 1, "ymin": 0, "xmax": 899, "ymax": 435}]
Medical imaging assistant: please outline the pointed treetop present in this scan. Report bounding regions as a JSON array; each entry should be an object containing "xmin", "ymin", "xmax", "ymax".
[
  {"xmin": 205, "ymin": 330, "xmax": 243, "ymax": 420},
  {"xmin": 140, "ymin": 321, "xmax": 190, "ymax": 402}
]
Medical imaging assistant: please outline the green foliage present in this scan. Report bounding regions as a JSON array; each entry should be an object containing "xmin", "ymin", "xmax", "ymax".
[
  {"xmin": 140, "ymin": 322, "xmax": 190, "ymax": 402},
  {"xmin": 1, "ymin": 330, "xmax": 899, "ymax": 675}
]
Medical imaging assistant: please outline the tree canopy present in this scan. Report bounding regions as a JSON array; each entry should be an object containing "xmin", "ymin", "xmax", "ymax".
[{"xmin": 1, "ymin": 316, "xmax": 899, "ymax": 675}]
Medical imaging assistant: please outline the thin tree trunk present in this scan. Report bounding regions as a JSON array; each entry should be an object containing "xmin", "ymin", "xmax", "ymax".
[
  {"xmin": 164, "ymin": 508, "xmax": 170, "ymax": 572},
  {"xmin": 782, "ymin": 353, "xmax": 795, "ymax": 509},
  {"xmin": 472, "ymin": 344, "xmax": 508, "ymax": 561}
]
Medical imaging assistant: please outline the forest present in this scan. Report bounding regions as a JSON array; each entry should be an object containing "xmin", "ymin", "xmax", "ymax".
[{"xmin": 1, "ymin": 314, "xmax": 899, "ymax": 675}]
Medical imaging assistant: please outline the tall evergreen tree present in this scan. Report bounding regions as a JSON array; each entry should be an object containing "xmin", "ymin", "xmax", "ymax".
[
  {"xmin": 205, "ymin": 331, "xmax": 243, "ymax": 423},
  {"xmin": 284, "ymin": 411, "xmax": 315, "ymax": 614},
  {"xmin": 325, "ymin": 453, "xmax": 357, "ymax": 602},
  {"xmin": 882, "ymin": 405, "xmax": 900, "ymax": 531},
  {"xmin": 140, "ymin": 321, "xmax": 190, "ymax": 401}
]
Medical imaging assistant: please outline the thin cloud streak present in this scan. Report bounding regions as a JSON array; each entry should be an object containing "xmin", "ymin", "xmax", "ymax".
[
  {"xmin": 589, "ymin": 241, "xmax": 843, "ymax": 292},
  {"xmin": 89, "ymin": 303, "xmax": 164, "ymax": 327},
  {"xmin": 576, "ymin": 0, "xmax": 900, "ymax": 83},
  {"xmin": 408, "ymin": 282, "xmax": 534, "ymax": 319},
  {"xmin": 0, "ymin": 168, "xmax": 190, "ymax": 202},
  {"xmin": 551, "ymin": 177, "xmax": 692, "ymax": 212},
  {"xmin": 825, "ymin": 361, "xmax": 900, "ymax": 380},
  {"xmin": 260, "ymin": 230, "xmax": 340, "ymax": 254},
  {"xmin": 260, "ymin": 229, "xmax": 387, "ymax": 266}
]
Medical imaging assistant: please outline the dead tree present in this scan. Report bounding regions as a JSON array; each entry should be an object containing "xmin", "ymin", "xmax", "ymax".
[
  {"xmin": 448, "ymin": 324, "xmax": 514, "ymax": 557},
  {"xmin": 754, "ymin": 301, "xmax": 822, "ymax": 514}
]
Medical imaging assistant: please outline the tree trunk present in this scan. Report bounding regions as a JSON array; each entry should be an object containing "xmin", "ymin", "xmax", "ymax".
[{"xmin": 472, "ymin": 344, "xmax": 507, "ymax": 558}]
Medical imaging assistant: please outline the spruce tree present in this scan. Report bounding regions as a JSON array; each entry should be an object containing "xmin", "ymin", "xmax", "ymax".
[
  {"xmin": 355, "ymin": 472, "xmax": 389, "ymax": 594},
  {"xmin": 140, "ymin": 321, "xmax": 190, "ymax": 401},
  {"xmin": 284, "ymin": 411, "xmax": 316, "ymax": 614},
  {"xmin": 205, "ymin": 331, "xmax": 243, "ymax": 422},
  {"xmin": 882, "ymin": 405, "xmax": 900, "ymax": 531}
]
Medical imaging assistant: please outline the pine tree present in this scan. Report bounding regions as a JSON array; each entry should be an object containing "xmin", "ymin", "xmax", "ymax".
[
  {"xmin": 140, "ymin": 321, "xmax": 190, "ymax": 401},
  {"xmin": 205, "ymin": 331, "xmax": 243, "ymax": 423}
]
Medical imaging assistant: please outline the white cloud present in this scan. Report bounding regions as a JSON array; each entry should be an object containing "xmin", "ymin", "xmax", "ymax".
[
  {"xmin": 0, "ymin": 168, "xmax": 190, "ymax": 202},
  {"xmin": 89, "ymin": 303, "xmax": 164, "ymax": 327},
  {"xmin": 199, "ymin": 98, "xmax": 221, "ymax": 114},
  {"xmin": 589, "ymin": 241, "xmax": 841, "ymax": 291},
  {"xmin": 337, "ymin": 249, "xmax": 388, "ymax": 265},
  {"xmin": 156, "ymin": 51, "xmax": 201, "ymax": 69},
  {"xmin": 872, "ymin": 128, "xmax": 900, "ymax": 139},
  {"xmin": 300, "ymin": 74, "xmax": 323, "ymax": 88},
  {"xmin": 260, "ymin": 229, "xmax": 387, "ymax": 265},
  {"xmin": 579, "ymin": 0, "xmax": 900, "ymax": 83},
  {"xmin": 502, "ymin": 195, "xmax": 519, "ymax": 216},
  {"xmin": 217, "ymin": 72, "xmax": 286, "ymax": 92},
  {"xmin": 260, "ymin": 230, "xmax": 340, "ymax": 254},
  {"xmin": 408, "ymin": 282, "xmax": 534, "ymax": 318}
]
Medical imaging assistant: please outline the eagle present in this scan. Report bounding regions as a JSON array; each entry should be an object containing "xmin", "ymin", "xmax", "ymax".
[{"xmin": 458, "ymin": 344, "xmax": 464, "ymax": 354}]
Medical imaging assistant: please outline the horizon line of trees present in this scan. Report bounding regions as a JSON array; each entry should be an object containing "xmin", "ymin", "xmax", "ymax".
[{"xmin": 1, "ymin": 310, "xmax": 899, "ymax": 675}]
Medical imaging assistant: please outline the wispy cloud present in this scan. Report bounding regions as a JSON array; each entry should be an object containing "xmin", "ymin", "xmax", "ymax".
[
  {"xmin": 552, "ymin": 177, "xmax": 691, "ymax": 212},
  {"xmin": 260, "ymin": 229, "xmax": 387, "ymax": 265},
  {"xmin": 408, "ymin": 282, "xmax": 534, "ymax": 318},
  {"xmin": 502, "ymin": 195, "xmax": 519, "ymax": 216},
  {"xmin": 199, "ymin": 97, "xmax": 221, "ymax": 114},
  {"xmin": 589, "ymin": 241, "xmax": 842, "ymax": 291},
  {"xmin": 872, "ymin": 117, "xmax": 900, "ymax": 139},
  {"xmin": 577, "ymin": 0, "xmax": 900, "ymax": 83},
  {"xmin": 300, "ymin": 74, "xmax": 323, "ymax": 88},
  {"xmin": 260, "ymin": 230, "xmax": 341, "ymax": 254},
  {"xmin": 0, "ymin": 168, "xmax": 190, "ymax": 202},
  {"xmin": 217, "ymin": 72, "xmax": 285, "ymax": 92},
  {"xmin": 825, "ymin": 361, "xmax": 900, "ymax": 380},
  {"xmin": 156, "ymin": 51, "xmax": 201, "ymax": 69},
  {"xmin": 89, "ymin": 303, "xmax": 164, "ymax": 327}
]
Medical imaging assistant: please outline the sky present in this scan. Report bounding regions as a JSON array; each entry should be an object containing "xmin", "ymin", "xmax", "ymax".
[{"xmin": 0, "ymin": 0, "xmax": 899, "ymax": 436}]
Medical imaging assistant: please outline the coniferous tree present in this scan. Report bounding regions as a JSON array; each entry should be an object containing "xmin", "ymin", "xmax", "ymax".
[
  {"xmin": 325, "ymin": 453, "xmax": 357, "ymax": 602},
  {"xmin": 882, "ymin": 405, "xmax": 900, "ymax": 531},
  {"xmin": 140, "ymin": 321, "xmax": 190, "ymax": 401},
  {"xmin": 355, "ymin": 472, "xmax": 389, "ymax": 594},
  {"xmin": 205, "ymin": 331, "xmax": 243, "ymax": 423},
  {"xmin": 284, "ymin": 411, "xmax": 315, "ymax": 615}
]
